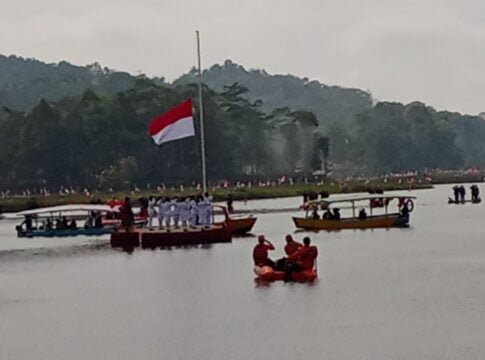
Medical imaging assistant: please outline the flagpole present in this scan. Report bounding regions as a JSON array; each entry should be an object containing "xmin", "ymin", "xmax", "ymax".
[{"xmin": 196, "ymin": 30, "xmax": 207, "ymax": 193}]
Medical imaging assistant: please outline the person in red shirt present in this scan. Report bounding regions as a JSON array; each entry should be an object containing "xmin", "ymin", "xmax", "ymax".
[
  {"xmin": 252, "ymin": 235, "xmax": 275, "ymax": 268},
  {"xmin": 284, "ymin": 234, "xmax": 302, "ymax": 256},
  {"xmin": 285, "ymin": 237, "xmax": 318, "ymax": 281}
]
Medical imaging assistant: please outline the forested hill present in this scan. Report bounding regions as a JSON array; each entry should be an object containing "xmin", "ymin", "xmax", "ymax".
[
  {"xmin": 1, "ymin": 54, "xmax": 485, "ymax": 191},
  {"xmin": 175, "ymin": 59, "xmax": 373, "ymax": 128},
  {"xmin": 0, "ymin": 55, "xmax": 164, "ymax": 111}
]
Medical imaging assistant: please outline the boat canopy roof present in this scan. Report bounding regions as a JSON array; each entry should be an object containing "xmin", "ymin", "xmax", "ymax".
[
  {"xmin": 305, "ymin": 194, "xmax": 416, "ymax": 207},
  {"xmin": 17, "ymin": 204, "xmax": 120, "ymax": 217}
]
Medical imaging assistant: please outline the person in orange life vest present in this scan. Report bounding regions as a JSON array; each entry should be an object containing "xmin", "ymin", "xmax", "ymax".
[
  {"xmin": 252, "ymin": 235, "xmax": 276, "ymax": 268},
  {"xmin": 274, "ymin": 235, "xmax": 303, "ymax": 271},
  {"xmin": 284, "ymin": 237, "xmax": 318, "ymax": 281},
  {"xmin": 284, "ymin": 234, "xmax": 302, "ymax": 256}
]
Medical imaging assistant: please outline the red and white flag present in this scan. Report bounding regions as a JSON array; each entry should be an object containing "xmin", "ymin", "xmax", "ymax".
[{"xmin": 148, "ymin": 99, "xmax": 195, "ymax": 145}]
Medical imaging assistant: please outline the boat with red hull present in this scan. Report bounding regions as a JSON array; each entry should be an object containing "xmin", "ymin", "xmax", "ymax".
[{"xmin": 111, "ymin": 224, "xmax": 232, "ymax": 249}]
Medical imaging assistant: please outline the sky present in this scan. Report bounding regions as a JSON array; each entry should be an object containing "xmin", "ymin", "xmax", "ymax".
[{"xmin": 1, "ymin": 0, "xmax": 484, "ymax": 114}]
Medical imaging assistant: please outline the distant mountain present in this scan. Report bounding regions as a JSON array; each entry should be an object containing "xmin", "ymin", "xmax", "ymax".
[
  {"xmin": 0, "ymin": 55, "xmax": 161, "ymax": 111},
  {"xmin": 175, "ymin": 59, "xmax": 373, "ymax": 129}
]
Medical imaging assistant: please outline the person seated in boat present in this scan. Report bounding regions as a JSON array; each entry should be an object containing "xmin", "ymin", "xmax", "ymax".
[
  {"xmin": 275, "ymin": 235, "xmax": 303, "ymax": 271},
  {"xmin": 45, "ymin": 218, "xmax": 53, "ymax": 231},
  {"xmin": 358, "ymin": 208, "xmax": 367, "ymax": 220},
  {"xmin": 94, "ymin": 212, "xmax": 103, "ymax": 228},
  {"xmin": 68, "ymin": 219, "xmax": 77, "ymax": 230},
  {"xmin": 332, "ymin": 208, "xmax": 341, "ymax": 220},
  {"xmin": 60, "ymin": 216, "xmax": 69, "ymax": 229},
  {"xmin": 55, "ymin": 219, "xmax": 64, "ymax": 230},
  {"xmin": 399, "ymin": 203, "xmax": 410, "ymax": 221},
  {"xmin": 311, "ymin": 207, "xmax": 319, "ymax": 219},
  {"xmin": 322, "ymin": 210, "xmax": 332, "ymax": 220},
  {"xmin": 284, "ymin": 236, "xmax": 318, "ymax": 281},
  {"xmin": 253, "ymin": 235, "xmax": 276, "ymax": 268},
  {"xmin": 20, "ymin": 215, "xmax": 34, "ymax": 232}
]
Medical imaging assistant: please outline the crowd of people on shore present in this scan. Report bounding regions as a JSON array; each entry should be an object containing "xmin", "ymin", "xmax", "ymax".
[{"xmin": 253, "ymin": 234, "xmax": 318, "ymax": 282}]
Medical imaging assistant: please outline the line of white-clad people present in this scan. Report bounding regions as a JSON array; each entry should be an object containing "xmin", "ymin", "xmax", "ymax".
[{"xmin": 146, "ymin": 193, "xmax": 213, "ymax": 228}]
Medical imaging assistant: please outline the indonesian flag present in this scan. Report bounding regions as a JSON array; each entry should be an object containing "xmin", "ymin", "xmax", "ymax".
[{"xmin": 148, "ymin": 99, "xmax": 195, "ymax": 145}]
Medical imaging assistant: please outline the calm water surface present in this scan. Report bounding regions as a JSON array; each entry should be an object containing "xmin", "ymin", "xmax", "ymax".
[{"xmin": 1, "ymin": 185, "xmax": 485, "ymax": 360}]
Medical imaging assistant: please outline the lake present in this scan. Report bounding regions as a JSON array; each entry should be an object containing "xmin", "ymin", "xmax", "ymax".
[{"xmin": 1, "ymin": 184, "xmax": 485, "ymax": 360}]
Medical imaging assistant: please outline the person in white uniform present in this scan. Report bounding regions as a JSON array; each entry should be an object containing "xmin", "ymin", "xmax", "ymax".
[
  {"xmin": 147, "ymin": 196, "xmax": 157, "ymax": 228},
  {"xmin": 188, "ymin": 196, "xmax": 198, "ymax": 227},
  {"xmin": 202, "ymin": 192, "xmax": 213, "ymax": 227},
  {"xmin": 178, "ymin": 197, "xmax": 190, "ymax": 228},
  {"xmin": 156, "ymin": 197, "xmax": 165, "ymax": 229},
  {"xmin": 170, "ymin": 197, "xmax": 180, "ymax": 227}
]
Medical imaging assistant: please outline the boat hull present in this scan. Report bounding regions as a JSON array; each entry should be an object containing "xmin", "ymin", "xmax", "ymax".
[
  {"xmin": 226, "ymin": 217, "xmax": 257, "ymax": 235},
  {"xmin": 111, "ymin": 225, "xmax": 232, "ymax": 249},
  {"xmin": 17, "ymin": 227, "xmax": 113, "ymax": 238},
  {"xmin": 253, "ymin": 265, "xmax": 317, "ymax": 283},
  {"xmin": 293, "ymin": 214, "xmax": 409, "ymax": 231}
]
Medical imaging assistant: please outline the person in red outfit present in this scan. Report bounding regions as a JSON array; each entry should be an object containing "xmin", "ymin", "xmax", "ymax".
[
  {"xmin": 284, "ymin": 234, "xmax": 302, "ymax": 256},
  {"xmin": 252, "ymin": 235, "xmax": 275, "ymax": 268},
  {"xmin": 285, "ymin": 237, "xmax": 318, "ymax": 281}
]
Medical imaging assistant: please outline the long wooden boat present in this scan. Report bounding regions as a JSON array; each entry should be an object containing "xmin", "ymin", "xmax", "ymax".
[
  {"xmin": 15, "ymin": 204, "xmax": 118, "ymax": 238},
  {"xmin": 294, "ymin": 194, "xmax": 416, "ymax": 231}
]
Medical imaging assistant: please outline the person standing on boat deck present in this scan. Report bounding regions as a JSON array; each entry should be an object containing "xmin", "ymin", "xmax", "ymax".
[
  {"xmin": 196, "ymin": 195, "xmax": 205, "ymax": 226},
  {"xmin": 165, "ymin": 197, "xmax": 175, "ymax": 227},
  {"xmin": 147, "ymin": 196, "xmax": 157, "ymax": 228},
  {"xmin": 188, "ymin": 196, "xmax": 198, "ymax": 227},
  {"xmin": 202, "ymin": 192, "xmax": 213, "ymax": 227},
  {"xmin": 119, "ymin": 197, "xmax": 134, "ymax": 233},
  {"xmin": 179, "ymin": 197, "xmax": 190, "ymax": 228},
  {"xmin": 171, "ymin": 197, "xmax": 181, "ymax": 228},
  {"xmin": 157, "ymin": 197, "xmax": 168, "ymax": 229},
  {"xmin": 253, "ymin": 235, "xmax": 276, "ymax": 268}
]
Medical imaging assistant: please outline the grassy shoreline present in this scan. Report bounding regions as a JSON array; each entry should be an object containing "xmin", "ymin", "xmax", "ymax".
[{"xmin": 0, "ymin": 182, "xmax": 432, "ymax": 214}]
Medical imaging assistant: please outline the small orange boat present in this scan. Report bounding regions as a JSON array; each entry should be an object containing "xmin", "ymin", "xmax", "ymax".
[
  {"xmin": 214, "ymin": 205, "xmax": 257, "ymax": 235},
  {"xmin": 253, "ymin": 265, "xmax": 317, "ymax": 283}
]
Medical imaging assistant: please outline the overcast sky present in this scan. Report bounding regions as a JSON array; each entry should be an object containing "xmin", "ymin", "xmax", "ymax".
[{"xmin": 1, "ymin": 0, "xmax": 484, "ymax": 114}]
